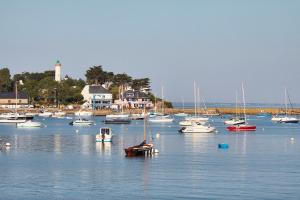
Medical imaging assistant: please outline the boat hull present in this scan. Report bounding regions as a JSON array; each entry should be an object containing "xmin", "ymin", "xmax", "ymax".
[{"xmin": 227, "ymin": 125, "xmax": 256, "ymax": 131}]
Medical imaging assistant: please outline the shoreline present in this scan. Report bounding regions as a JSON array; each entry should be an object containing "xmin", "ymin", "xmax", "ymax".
[{"xmin": 1, "ymin": 107, "xmax": 300, "ymax": 116}]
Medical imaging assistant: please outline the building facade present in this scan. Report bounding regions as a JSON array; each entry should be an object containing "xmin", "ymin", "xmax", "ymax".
[
  {"xmin": 81, "ymin": 85, "xmax": 112, "ymax": 109},
  {"xmin": 0, "ymin": 91, "xmax": 29, "ymax": 108},
  {"xmin": 122, "ymin": 90, "xmax": 153, "ymax": 108}
]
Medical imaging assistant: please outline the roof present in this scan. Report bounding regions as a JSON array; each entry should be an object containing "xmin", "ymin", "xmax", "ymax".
[
  {"xmin": 88, "ymin": 85, "xmax": 110, "ymax": 94},
  {"xmin": 124, "ymin": 90, "xmax": 149, "ymax": 99},
  {"xmin": 0, "ymin": 91, "xmax": 28, "ymax": 99}
]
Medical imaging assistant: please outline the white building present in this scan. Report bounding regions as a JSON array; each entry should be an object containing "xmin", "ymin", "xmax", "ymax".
[
  {"xmin": 81, "ymin": 85, "xmax": 112, "ymax": 109},
  {"xmin": 55, "ymin": 60, "xmax": 61, "ymax": 82}
]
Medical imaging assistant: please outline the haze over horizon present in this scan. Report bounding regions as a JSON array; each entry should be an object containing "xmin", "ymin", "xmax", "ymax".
[{"xmin": 1, "ymin": 0, "xmax": 300, "ymax": 104}]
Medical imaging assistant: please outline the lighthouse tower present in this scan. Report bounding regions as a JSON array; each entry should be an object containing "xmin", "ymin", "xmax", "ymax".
[{"xmin": 55, "ymin": 60, "xmax": 61, "ymax": 82}]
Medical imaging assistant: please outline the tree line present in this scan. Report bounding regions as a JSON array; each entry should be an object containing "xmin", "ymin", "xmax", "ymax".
[{"xmin": 0, "ymin": 65, "xmax": 153, "ymax": 106}]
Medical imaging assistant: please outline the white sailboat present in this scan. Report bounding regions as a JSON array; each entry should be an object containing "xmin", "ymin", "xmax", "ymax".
[
  {"xmin": 224, "ymin": 91, "xmax": 245, "ymax": 125},
  {"xmin": 179, "ymin": 82, "xmax": 209, "ymax": 126},
  {"xmin": 149, "ymin": 86, "xmax": 174, "ymax": 123},
  {"xmin": 17, "ymin": 120, "xmax": 43, "ymax": 128},
  {"xmin": 277, "ymin": 89, "xmax": 299, "ymax": 123},
  {"xmin": 174, "ymin": 97, "xmax": 188, "ymax": 117},
  {"xmin": 0, "ymin": 81, "xmax": 27, "ymax": 123}
]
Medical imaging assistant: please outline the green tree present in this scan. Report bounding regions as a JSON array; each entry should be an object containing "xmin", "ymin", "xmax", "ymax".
[
  {"xmin": 132, "ymin": 78, "xmax": 150, "ymax": 91},
  {"xmin": 112, "ymin": 73, "xmax": 132, "ymax": 86},
  {"xmin": 85, "ymin": 66, "xmax": 113, "ymax": 85},
  {"xmin": 0, "ymin": 67, "xmax": 12, "ymax": 92}
]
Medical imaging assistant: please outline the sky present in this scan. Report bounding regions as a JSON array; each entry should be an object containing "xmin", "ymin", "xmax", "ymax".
[{"xmin": 1, "ymin": 0, "xmax": 300, "ymax": 103}]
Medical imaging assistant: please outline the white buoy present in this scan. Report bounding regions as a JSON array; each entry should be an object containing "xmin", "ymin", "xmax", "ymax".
[
  {"xmin": 156, "ymin": 133, "xmax": 160, "ymax": 138},
  {"xmin": 5, "ymin": 142, "xmax": 11, "ymax": 147},
  {"xmin": 290, "ymin": 137, "xmax": 295, "ymax": 141},
  {"xmin": 154, "ymin": 149, "xmax": 159, "ymax": 154},
  {"xmin": 76, "ymin": 130, "xmax": 79, "ymax": 133}
]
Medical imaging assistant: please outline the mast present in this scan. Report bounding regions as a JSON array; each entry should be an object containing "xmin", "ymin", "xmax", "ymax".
[
  {"xmin": 161, "ymin": 86, "xmax": 164, "ymax": 114},
  {"xmin": 194, "ymin": 81, "xmax": 197, "ymax": 116},
  {"xmin": 242, "ymin": 83, "xmax": 247, "ymax": 124},
  {"xmin": 143, "ymin": 115, "xmax": 147, "ymax": 141},
  {"xmin": 15, "ymin": 81, "xmax": 18, "ymax": 114},
  {"xmin": 235, "ymin": 91, "xmax": 238, "ymax": 117},
  {"xmin": 285, "ymin": 88, "xmax": 288, "ymax": 117}
]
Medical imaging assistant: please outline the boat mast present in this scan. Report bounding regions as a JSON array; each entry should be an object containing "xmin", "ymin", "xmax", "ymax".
[
  {"xmin": 285, "ymin": 88, "xmax": 288, "ymax": 117},
  {"xmin": 161, "ymin": 86, "xmax": 164, "ymax": 114},
  {"xmin": 194, "ymin": 81, "xmax": 197, "ymax": 116},
  {"xmin": 242, "ymin": 83, "xmax": 247, "ymax": 124},
  {"xmin": 15, "ymin": 81, "xmax": 18, "ymax": 114},
  {"xmin": 235, "ymin": 91, "xmax": 238, "ymax": 118}
]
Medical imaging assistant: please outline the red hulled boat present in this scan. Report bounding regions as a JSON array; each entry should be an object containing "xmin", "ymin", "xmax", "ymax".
[{"xmin": 226, "ymin": 124, "xmax": 256, "ymax": 132}]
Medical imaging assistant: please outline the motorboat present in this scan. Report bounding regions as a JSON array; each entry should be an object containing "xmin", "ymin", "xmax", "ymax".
[
  {"xmin": 279, "ymin": 116, "xmax": 299, "ymax": 123},
  {"xmin": 69, "ymin": 118, "xmax": 93, "ymax": 126},
  {"xmin": 179, "ymin": 122, "xmax": 215, "ymax": 133},
  {"xmin": 179, "ymin": 120, "xmax": 205, "ymax": 126},
  {"xmin": 224, "ymin": 117, "xmax": 245, "ymax": 125},
  {"xmin": 96, "ymin": 127, "xmax": 113, "ymax": 142},
  {"xmin": 104, "ymin": 114, "xmax": 131, "ymax": 124},
  {"xmin": 17, "ymin": 120, "xmax": 43, "ymax": 128}
]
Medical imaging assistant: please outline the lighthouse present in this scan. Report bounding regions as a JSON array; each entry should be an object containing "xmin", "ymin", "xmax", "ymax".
[{"xmin": 55, "ymin": 60, "xmax": 61, "ymax": 82}]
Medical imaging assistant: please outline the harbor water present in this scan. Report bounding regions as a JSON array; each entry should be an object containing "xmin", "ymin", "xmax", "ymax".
[{"xmin": 0, "ymin": 115, "xmax": 300, "ymax": 199}]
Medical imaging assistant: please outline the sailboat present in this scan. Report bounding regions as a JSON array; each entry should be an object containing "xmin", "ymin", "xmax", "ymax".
[
  {"xmin": 148, "ymin": 86, "xmax": 174, "ymax": 123},
  {"xmin": 0, "ymin": 81, "xmax": 26, "ymax": 123},
  {"xmin": 179, "ymin": 82, "xmax": 208, "ymax": 126},
  {"xmin": 174, "ymin": 97, "xmax": 188, "ymax": 117},
  {"xmin": 278, "ymin": 89, "xmax": 299, "ymax": 123},
  {"xmin": 226, "ymin": 83, "xmax": 256, "ymax": 131},
  {"xmin": 124, "ymin": 116, "xmax": 155, "ymax": 157},
  {"xmin": 224, "ymin": 91, "xmax": 245, "ymax": 125},
  {"xmin": 104, "ymin": 85, "xmax": 131, "ymax": 124}
]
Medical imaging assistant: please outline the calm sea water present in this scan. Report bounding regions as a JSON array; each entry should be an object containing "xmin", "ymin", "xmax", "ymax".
[{"xmin": 0, "ymin": 115, "xmax": 300, "ymax": 200}]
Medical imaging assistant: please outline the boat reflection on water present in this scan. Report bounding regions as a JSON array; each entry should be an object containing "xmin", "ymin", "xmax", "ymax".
[{"xmin": 96, "ymin": 142, "xmax": 112, "ymax": 156}]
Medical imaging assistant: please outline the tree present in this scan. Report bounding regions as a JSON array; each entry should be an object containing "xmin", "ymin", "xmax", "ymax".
[
  {"xmin": 113, "ymin": 73, "xmax": 132, "ymax": 86},
  {"xmin": 132, "ymin": 78, "xmax": 150, "ymax": 91},
  {"xmin": 0, "ymin": 67, "xmax": 12, "ymax": 92}
]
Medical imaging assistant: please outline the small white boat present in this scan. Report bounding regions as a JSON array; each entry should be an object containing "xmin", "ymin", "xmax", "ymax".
[
  {"xmin": 280, "ymin": 116, "xmax": 299, "ymax": 123},
  {"xmin": 69, "ymin": 118, "xmax": 93, "ymax": 126},
  {"xmin": 224, "ymin": 117, "xmax": 245, "ymax": 125},
  {"xmin": 0, "ymin": 118, "xmax": 26, "ymax": 123},
  {"xmin": 104, "ymin": 114, "xmax": 131, "ymax": 124},
  {"xmin": 148, "ymin": 116, "xmax": 174, "ymax": 123},
  {"xmin": 52, "ymin": 111, "xmax": 66, "ymax": 118},
  {"xmin": 174, "ymin": 113, "xmax": 189, "ymax": 117},
  {"xmin": 179, "ymin": 122, "xmax": 215, "ymax": 133},
  {"xmin": 271, "ymin": 115, "xmax": 284, "ymax": 122},
  {"xmin": 75, "ymin": 111, "xmax": 93, "ymax": 117},
  {"xmin": 17, "ymin": 120, "xmax": 43, "ymax": 128},
  {"xmin": 185, "ymin": 116, "xmax": 209, "ymax": 122},
  {"xmin": 96, "ymin": 127, "xmax": 113, "ymax": 142},
  {"xmin": 38, "ymin": 112, "xmax": 52, "ymax": 117},
  {"xmin": 179, "ymin": 120, "xmax": 206, "ymax": 126}
]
